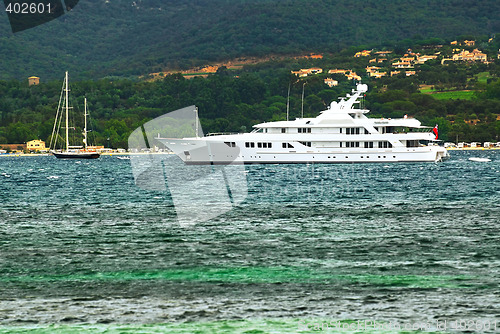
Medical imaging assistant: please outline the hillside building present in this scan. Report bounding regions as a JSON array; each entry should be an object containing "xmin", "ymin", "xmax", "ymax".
[
  {"xmin": 346, "ymin": 71, "xmax": 361, "ymax": 81},
  {"xmin": 354, "ymin": 50, "xmax": 371, "ymax": 57},
  {"xmin": 28, "ymin": 76, "xmax": 39, "ymax": 86},
  {"xmin": 291, "ymin": 68, "xmax": 323, "ymax": 77},
  {"xmin": 27, "ymin": 139, "xmax": 46, "ymax": 152},
  {"xmin": 452, "ymin": 49, "xmax": 487, "ymax": 62},
  {"xmin": 324, "ymin": 78, "xmax": 338, "ymax": 87}
]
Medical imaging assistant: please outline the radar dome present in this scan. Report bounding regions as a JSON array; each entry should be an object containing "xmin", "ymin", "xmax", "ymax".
[{"xmin": 357, "ymin": 84, "xmax": 368, "ymax": 93}]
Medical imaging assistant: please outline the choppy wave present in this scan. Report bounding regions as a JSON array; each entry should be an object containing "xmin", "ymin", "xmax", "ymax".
[{"xmin": 0, "ymin": 151, "xmax": 499, "ymax": 332}]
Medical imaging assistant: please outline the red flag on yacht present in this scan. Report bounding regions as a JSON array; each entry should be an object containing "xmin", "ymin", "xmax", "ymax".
[{"xmin": 432, "ymin": 125, "xmax": 438, "ymax": 140}]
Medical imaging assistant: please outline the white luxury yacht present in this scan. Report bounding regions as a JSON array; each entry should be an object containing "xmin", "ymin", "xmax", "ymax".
[{"xmin": 157, "ymin": 83, "xmax": 448, "ymax": 164}]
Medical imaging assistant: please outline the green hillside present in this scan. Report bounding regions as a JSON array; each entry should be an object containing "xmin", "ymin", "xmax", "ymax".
[
  {"xmin": 1, "ymin": 48, "xmax": 500, "ymax": 148},
  {"xmin": 1, "ymin": 0, "xmax": 499, "ymax": 80}
]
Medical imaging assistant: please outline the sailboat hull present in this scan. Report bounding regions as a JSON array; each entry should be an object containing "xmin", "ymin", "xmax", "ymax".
[{"xmin": 52, "ymin": 151, "xmax": 100, "ymax": 159}]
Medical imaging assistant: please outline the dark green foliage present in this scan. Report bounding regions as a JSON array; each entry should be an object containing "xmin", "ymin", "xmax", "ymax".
[
  {"xmin": 1, "ymin": 63, "xmax": 500, "ymax": 147},
  {"xmin": 1, "ymin": 0, "xmax": 500, "ymax": 80},
  {"xmin": 2, "ymin": 34, "xmax": 500, "ymax": 147}
]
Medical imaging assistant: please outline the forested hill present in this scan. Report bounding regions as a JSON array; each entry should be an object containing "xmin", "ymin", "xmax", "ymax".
[{"xmin": 1, "ymin": 0, "xmax": 499, "ymax": 80}]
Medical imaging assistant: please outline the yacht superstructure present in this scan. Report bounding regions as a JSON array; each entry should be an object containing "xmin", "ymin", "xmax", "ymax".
[{"xmin": 157, "ymin": 84, "xmax": 448, "ymax": 164}]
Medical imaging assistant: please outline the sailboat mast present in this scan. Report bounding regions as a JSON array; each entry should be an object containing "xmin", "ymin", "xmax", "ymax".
[
  {"xmin": 65, "ymin": 71, "xmax": 69, "ymax": 151},
  {"xmin": 84, "ymin": 98, "xmax": 88, "ymax": 150}
]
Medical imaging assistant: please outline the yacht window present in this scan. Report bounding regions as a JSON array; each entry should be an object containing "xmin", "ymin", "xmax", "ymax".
[
  {"xmin": 282, "ymin": 143, "xmax": 287, "ymax": 148},
  {"xmin": 268, "ymin": 142, "xmax": 272, "ymax": 148},
  {"xmin": 258, "ymin": 142, "xmax": 262, "ymax": 148},
  {"xmin": 346, "ymin": 128, "xmax": 361, "ymax": 135},
  {"xmin": 406, "ymin": 140, "xmax": 419, "ymax": 148},
  {"xmin": 378, "ymin": 141, "xmax": 393, "ymax": 148},
  {"xmin": 281, "ymin": 128, "xmax": 286, "ymax": 133}
]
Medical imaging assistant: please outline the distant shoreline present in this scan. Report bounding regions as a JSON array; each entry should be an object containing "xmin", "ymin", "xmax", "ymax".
[
  {"xmin": 0, "ymin": 148, "xmax": 498, "ymax": 158},
  {"xmin": 0, "ymin": 152, "xmax": 175, "ymax": 157},
  {"xmin": 447, "ymin": 147, "xmax": 500, "ymax": 151}
]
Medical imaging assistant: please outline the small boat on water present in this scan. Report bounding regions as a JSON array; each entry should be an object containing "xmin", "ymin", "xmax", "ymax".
[
  {"xmin": 468, "ymin": 157, "xmax": 491, "ymax": 162},
  {"xmin": 49, "ymin": 72, "xmax": 100, "ymax": 159}
]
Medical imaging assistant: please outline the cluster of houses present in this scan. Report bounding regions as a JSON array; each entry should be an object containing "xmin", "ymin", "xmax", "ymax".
[
  {"xmin": 290, "ymin": 68, "xmax": 362, "ymax": 87},
  {"xmin": 292, "ymin": 39, "xmax": 496, "ymax": 85},
  {"xmin": 290, "ymin": 68, "xmax": 361, "ymax": 87},
  {"xmin": 445, "ymin": 142, "xmax": 500, "ymax": 149}
]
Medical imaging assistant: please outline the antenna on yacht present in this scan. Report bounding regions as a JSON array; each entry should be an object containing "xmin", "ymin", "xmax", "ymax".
[
  {"xmin": 195, "ymin": 106, "xmax": 199, "ymax": 138},
  {"xmin": 286, "ymin": 82, "xmax": 291, "ymax": 121},
  {"xmin": 301, "ymin": 81, "xmax": 307, "ymax": 118}
]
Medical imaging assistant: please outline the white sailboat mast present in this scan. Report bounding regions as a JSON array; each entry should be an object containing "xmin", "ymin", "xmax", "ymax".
[
  {"xmin": 65, "ymin": 71, "xmax": 69, "ymax": 151},
  {"xmin": 84, "ymin": 97, "xmax": 88, "ymax": 150}
]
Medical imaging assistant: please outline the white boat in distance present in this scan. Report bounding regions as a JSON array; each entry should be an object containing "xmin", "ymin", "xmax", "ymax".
[{"xmin": 157, "ymin": 84, "xmax": 448, "ymax": 164}]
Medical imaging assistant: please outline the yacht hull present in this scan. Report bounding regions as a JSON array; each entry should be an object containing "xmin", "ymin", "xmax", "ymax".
[
  {"xmin": 52, "ymin": 151, "xmax": 100, "ymax": 159},
  {"xmin": 157, "ymin": 138, "xmax": 448, "ymax": 165}
]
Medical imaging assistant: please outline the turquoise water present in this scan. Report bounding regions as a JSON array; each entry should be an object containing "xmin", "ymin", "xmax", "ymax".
[{"xmin": 0, "ymin": 151, "xmax": 498, "ymax": 333}]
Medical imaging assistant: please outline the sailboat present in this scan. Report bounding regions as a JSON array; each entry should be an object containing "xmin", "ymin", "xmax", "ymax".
[{"xmin": 50, "ymin": 72, "xmax": 100, "ymax": 159}]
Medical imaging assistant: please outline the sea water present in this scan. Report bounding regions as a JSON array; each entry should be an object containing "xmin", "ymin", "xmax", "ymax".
[{"xmin": 0, "ymin": 150, "xmax": 498, "ymax": 333}]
